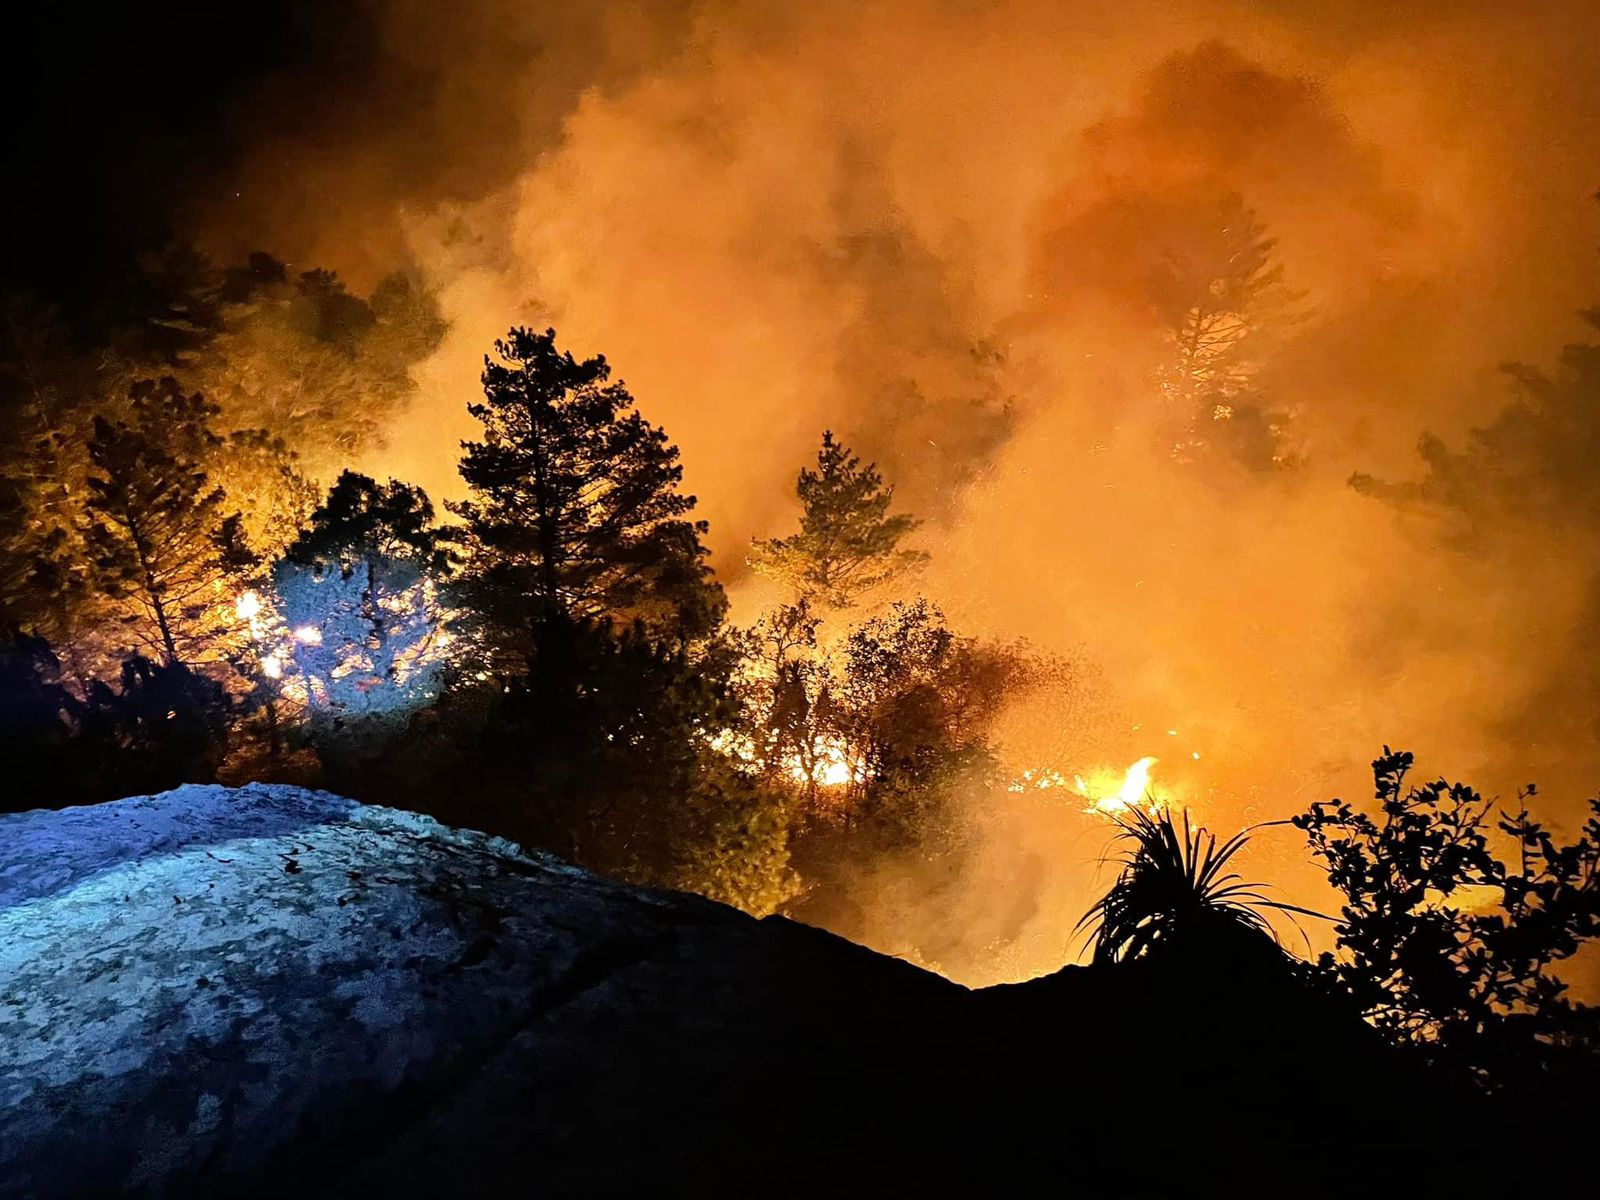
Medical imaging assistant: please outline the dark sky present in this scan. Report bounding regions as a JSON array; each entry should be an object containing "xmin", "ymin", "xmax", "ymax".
[{"xmin": 0, "ymin": 2, "xmax": 370, "ymax": 306}]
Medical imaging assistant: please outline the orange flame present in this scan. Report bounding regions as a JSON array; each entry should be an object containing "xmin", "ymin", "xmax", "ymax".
[{"xmin": 1075, "ymin": 755, "xmax": 1162, "ymax": 816}]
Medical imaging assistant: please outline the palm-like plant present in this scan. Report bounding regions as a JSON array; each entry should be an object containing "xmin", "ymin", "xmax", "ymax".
[{"xmin": 1076, "ymin": 805, "xmax": 1319, "ymax": 964}]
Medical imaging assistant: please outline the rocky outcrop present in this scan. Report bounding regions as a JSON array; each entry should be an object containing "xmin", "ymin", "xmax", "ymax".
[{"xmin": 0, "ymin": 786, "xmax": 1468, "ymax": 1198}]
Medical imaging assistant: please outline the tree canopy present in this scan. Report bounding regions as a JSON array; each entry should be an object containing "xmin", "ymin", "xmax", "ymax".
[
  {"xmin": 749, "ymin": 431, "xmax": 926, "ymax": 610},
  {"xmin": 84, "ymin": 378, "xmax": 244, "ymax": 666},
  {"xmin": 275, "ymin": 471, "xmax": 452, "ymax": 738},
  {"xmin": 1295, "ymin": 748, "xmax": 1600, "ymax": 1088},
  {"xmin": 450, "ymin": 326, "xmax": 725, "ymax": 668}
]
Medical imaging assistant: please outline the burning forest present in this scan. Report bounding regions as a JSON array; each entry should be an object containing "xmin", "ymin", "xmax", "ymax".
[{"xmin": 3, "ymin": 1, "xmax": 1600, "ymax": 1193}]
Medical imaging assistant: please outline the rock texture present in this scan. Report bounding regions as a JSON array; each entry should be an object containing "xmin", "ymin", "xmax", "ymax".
[{"xmin": 0, "ymin": 786, "xmax": 1471, "ymax": 1198}]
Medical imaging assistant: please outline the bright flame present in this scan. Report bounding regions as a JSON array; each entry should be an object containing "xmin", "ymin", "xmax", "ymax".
[
  {"xmin": 261, "ymin": 653, "xmax": 284, "ymax": 680},
  {"xmin": 1075, "ymin": 755, "xmax": 1161, "ymax": 816},
  {"xmin": 292, "ymin": 625, "xmax": 322, "ymax": 645},
  {"xmin": 806, "ymin": 738, "xmax": 859, "ymax": 788},
  {"xmin": 235, "ymin": 591, "xmax": 262, "ymax": 621},
  {"xmin": 708, "ymin": 728, "xmax": 861, "ymax": 790}
]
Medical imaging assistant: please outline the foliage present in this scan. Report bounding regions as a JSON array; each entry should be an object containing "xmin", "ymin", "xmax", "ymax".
[
  {"xmin": 830, "ymin": 599, "xmax": 1014, "ymax": 830},
  {"xmin": 1352, "ymin": 302, "xmax": 1600, "ymax": 532},
  {"xmin": 78, "ymin": 655, "xmax": 233, "ymax": 795},
  {"xmin": 451, "ymin": 327, "xmax": 725, "ymax": 673},
  {"xmin": 0, "ymin": 473, "xmax": 106, "ymax": 682},
  {"xmin": 652, "ymin": 752, "xmax": 800, "ymax": 917},
  {"xmin": 1348, "ymin": 223, "xmax": 1600, "ymax": 751},
  {"xmin": 749, "ymin": 431, "xmax": 926, "ymax": 610},
  {"xmin": 209, "ymin": 429, "xmax": 321, "ymax": 562},
  {"xmin": 1, "ymin": 294, "xmax": 986, "ymax": 928},
  {"xmin": 1149, "ymin": 193, "xmax": 1298, "ymax": 471},
  {"xmin": 187, "ymin": 254, "xmax": 446, "ymax": 467},
  {"xmin": 1295, "ymin": 748, "xmax": 1600, "ymax": 1086},
  {"xmin": 734, "ymin": 434, "xmax": 991, "ymax": 900},
  {"xmin": 111, "ymin": 244, "xmax": 234, "ymax": 366},
  {"xmin": 460, "ymin": 615, "xmax": 794, "ymax": 899},
  {"xmin": 84, "ymin": 378, "xmax": 247, "ymax": 666},
  {"xmin": 1077, "ymin": 805, "xmax": 1314, "ymax": 964},
  {"xmin": 726, "ymin": 599, "xmax": 833, "ymax": 793},
  {"xmin": 274, "ymin": 472, "xmax": 454, "ymax": 770},
  {"xmin": 734, "ymin": 596, "xmax": 1032, "ymax": 883},
  {"xmin": 0, "ymin": 623, "xmax": 78, "ymax": 810},
  {"xmin": 1349, "ymin": 197, "xmax": 1600, "ymax": 534},
  {"xmin": 0, "ymin": 630, "xmax": 231, "ymax": 812},
  {"xmin": 0, "ymin": 250, "xmax": 436, "ymax": 671},
  {"xmin": 0, "ymin": 299, "xmax": 125, "ymax": 663}
]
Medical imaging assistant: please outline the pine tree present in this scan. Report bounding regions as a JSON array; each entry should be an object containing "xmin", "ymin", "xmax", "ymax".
[
  {"xmin": 1147, "ymin": 194, "xmax": 1297, "ymax": 469},
  {"xmin": 750, "ymin": 431, "xmax": 926, "ymax": 610},
  {"xmin": 449, "ymin": 326, "xmax": 724, "ymax": 670},
  {"xmin": 210, "ymin": 428, "xmax": 321, "ymax": 562},
  {"xmin": 275, "ymin": 471, "xmax": 452, "ymax": 734},
  {"xmin": 1150, "ymin": 195, "xmax": 1281, "ymax": 402},
  {"xmin": 84, "ymin": 378, "xmax": 243, "ymax": 665},
  {"xmin": 0, "ymin": 297, "xmax": 115, "ymax": 669},
  {"xmin": 1, "ymin": 253, "xmax": 442, "ymax": 672}
]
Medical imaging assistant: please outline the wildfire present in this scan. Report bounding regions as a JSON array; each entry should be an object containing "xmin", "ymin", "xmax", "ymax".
[
  {"xmin": 803, "ymin": 736, "xmax": 861, "ymax": 789},
  {"xmin": 1076, "ymin": 755, "xmax": 1162, "ymax": 816},
  {"xmin": 1004, "ymin": 754, "xmax": 1168, "ymax": 817},
  {"xmin": 709, "ymin": 729, "xmax": 862, "ymax": 790}
]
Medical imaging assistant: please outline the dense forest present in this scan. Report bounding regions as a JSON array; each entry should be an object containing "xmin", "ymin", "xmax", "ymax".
[
  {"xmin": 0, "ymin": 250, "xmax": 1079, "ymax": 929},
  {"xmin": 5, "ymin": 200, "xmax": 1600, "ymax": 1101}
]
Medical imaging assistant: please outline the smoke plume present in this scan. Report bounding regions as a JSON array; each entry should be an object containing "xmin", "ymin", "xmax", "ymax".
[{"xmin": 190, "ymin": 0, "xmax": 1600, "ymax": 980}]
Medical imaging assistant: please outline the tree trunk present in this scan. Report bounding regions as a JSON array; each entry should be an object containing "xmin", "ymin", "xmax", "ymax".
[
  {"xmin": 126, "ymin": 510, "xmax": 180, "ymax": 665},
  {"xmin": 525, "ymin": 382, "xmax": 566, "ymax": 622}
]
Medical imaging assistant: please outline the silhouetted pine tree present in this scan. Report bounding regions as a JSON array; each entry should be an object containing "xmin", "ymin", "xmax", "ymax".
[
  {"xmin": 449, "ymin": 327, "xmax": 724, "ymax": 671},
  {"xmin": 84, "ymin": 378, "xmax": 243, "ymax": 665},
  {"xmin": 749, "ymin": 431, "xmax": 926, "ymax": 610},
  {"xmin": 1147, "ymin": 194, "xmax": 1298, "ymax": 470},
  {"xmin": 286, "ymin": 470, "xmax": 446, "ymax": 578}
]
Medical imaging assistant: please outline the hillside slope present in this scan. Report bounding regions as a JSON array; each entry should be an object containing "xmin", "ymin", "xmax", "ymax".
[{"xmin": 0, "ymin": 786, "xmax": 1466, "ymax": 1197}]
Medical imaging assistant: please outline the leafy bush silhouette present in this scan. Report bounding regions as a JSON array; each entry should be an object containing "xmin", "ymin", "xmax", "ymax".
[
  {"xmin": 1295, "ymin": 748, "xmax": 1600, "ymax": 1088},
  {"xmin": 0, "ymin": 631, "xmax": 232, "ymax": 809},
  {"xmin": 0, "ymin": 623, "xmax": 80, "ymax": 810},
  {"xmin": 1077, "ymin": 805, "xmax": 1316, "ymax": 963},
  {"xmin": 80, "ymin": 655, "xmax": 232, "ymax": 797}
]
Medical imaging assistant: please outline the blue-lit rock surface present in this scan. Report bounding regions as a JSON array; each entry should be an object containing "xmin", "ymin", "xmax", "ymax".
[
  {"xmin": 0, "ymin": 785, "xmax": 956, "ymax": 1198},
  {"xmin": 0, "ymin": 785, "xmax": 1466, "ymax": 1198}
]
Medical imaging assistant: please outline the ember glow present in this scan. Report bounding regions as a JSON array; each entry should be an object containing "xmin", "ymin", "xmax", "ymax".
[
  {"xmin": 10, "ymin": 12, "xmax": 1600, "ymax": 1188},
  {"xmin": 709, "ymin": 728, "xmax": 864, "ymax": 792},
  {"xmin": 1076, "ymin": 756, "xmax": 1163, "ymax": 817},
  {"xmin": 805, "ymin": 737, "xmax": 864, "ymax": 791}
]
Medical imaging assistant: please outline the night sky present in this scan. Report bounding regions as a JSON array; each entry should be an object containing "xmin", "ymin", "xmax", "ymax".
[{"xmin": 1, "ymin": 3, "xmax": 351, "ymax": 304}]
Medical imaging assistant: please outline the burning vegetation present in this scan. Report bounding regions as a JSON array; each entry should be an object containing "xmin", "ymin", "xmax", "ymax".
[
  {"xmin": 0, "ymin": 261, "xmax": 1171, "ymax": 947},
  {"xmin": 5, "ymin": 1, "xmax": 1600, "ymax": 1102}
]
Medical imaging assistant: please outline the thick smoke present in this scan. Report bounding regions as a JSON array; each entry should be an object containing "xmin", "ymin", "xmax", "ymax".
[{"xmin": 193, "ymin": 0, "xmax": 1600, "ymax": 981}]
